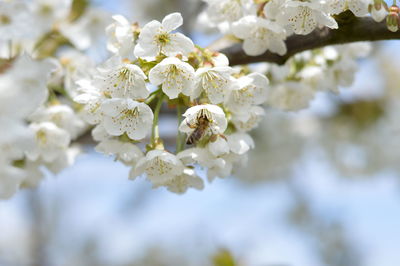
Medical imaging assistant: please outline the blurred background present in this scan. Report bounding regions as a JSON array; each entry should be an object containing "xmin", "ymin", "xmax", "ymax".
[{"xmin": 1, "ymin": 1, "xmax": 400, "ymax": 266}]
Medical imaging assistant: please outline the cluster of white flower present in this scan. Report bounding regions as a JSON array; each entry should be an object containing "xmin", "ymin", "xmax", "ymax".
[
  {"xmin": 0, "ymin": 0, "xmax": 396, "ymax": 199},
  {"xmin": 263, "ymin": 42, "xmax": 371, "ymax": 111},
  {"xmin": 0, "ymin": 0, "xmax": 110, "ymax": 58},
  {"xmin": 74, "ymin": 12, "xmax": 269, "ymax": 193},
  {"xmin": 0, "ymin": 54, "xmax": 86, "ymax": 198},
  {"xmin": 243, "ymin": 48, "xmax": 400, "ymax": 183},
  {"xmin": 201, "ymin": 0, "xmax": 394, "ymax": 56},
  {"xmin": 0, "ymin": 0, "xmax": 109, "ymax": 199}
]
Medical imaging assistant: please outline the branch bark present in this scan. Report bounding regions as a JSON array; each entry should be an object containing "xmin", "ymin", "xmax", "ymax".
[{"xmin": 221, "ymin": 15, "xmax": 400, "ymax": 66}]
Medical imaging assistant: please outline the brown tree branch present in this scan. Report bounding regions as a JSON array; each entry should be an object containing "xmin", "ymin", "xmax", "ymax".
[{"xmin": 220, "ymin": 15, "xmax": 400, "ymax": 66}]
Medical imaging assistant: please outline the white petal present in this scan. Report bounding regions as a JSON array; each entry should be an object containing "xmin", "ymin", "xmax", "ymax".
[
  {"xmin": 162, "ymin": 12, "xmax": 183, "ymax": 32},
  {"xmin": 130, "ymin": 157, "xmax": 147, "ymax": 179},
  {"xmin": 134, "ymin": 20, "xmax": 161, "ymax": 58},
  {"xmin": 231, "ymin": 16, "xmax": 255, "ymax": 39},
  {"xmin": 100, "ymin": 98, "xmax": 124, "ymax": 116},
  {"xmin": 268, "ymin": 37, "xmax": 287, "ymax": 56},
  {"xmin": 166, "ymin": 33, "xmax": 194, "ymax": 56},
  {"xmin": 228, "ymin": 133, "xmax": 254, "ymax": 155},
  {"xmin": 208, "ymin": 136, "xmax": 230, "ymax": 157},
  {"xmin": 103, "ymin": 116, "xmax": 124, "ymax": 136},
  {"xmin": 134, "ymin": 43, "xmax": 159, "ymax": 59},
  {"xmin": 162, "ymin": 81, "xmax": 181, "ymax": 99},
  {"xmin": 315, "ymin": 12, "xmax": 338, "ymax": 29},
  {"xmin": 248, "ymin": 72, "xmax": 269, "ymax": 105},
  {"xmin": 138, "ymin": 20, "xmax": 162, "ymax": 42},
  {"xmin": 148, "ymin": 64, "xmax": 166, "ymax": 86},
  {"xmin": 243, "ymin": 38, "xmax": 268, "ymax": 56}
]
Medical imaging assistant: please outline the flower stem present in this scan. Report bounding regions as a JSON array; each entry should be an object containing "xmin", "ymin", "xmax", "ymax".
[
  {"xmin": 151, "ymin": 91, "xmax": 165, "ymax": 148},
  {"xmin": 8, "ymin": 40, "xmax": 12, "ymax": 59},
  {"xmin": 144, "ymin": 89, "xmax": 160, "ymax": 104},
  {"xmin": 176, "ymin": 104, "xmax": 185, "ymax": 153}
]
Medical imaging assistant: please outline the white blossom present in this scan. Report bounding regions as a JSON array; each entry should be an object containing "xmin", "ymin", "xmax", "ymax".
[
  {"xmin": 263, "ymin": 0, "xmax": 286, "ymax": 21},
  {"xmin": 26, "ymin": 122, "xmax": 71, "ymax": 163},
  {"xmin": 30, "ymin": 0, "xmax": 71, "ymax": 36},
  {"xmin": 232, "ymin": 16, "xmax": 287, "ymax": 56},
  {"xmin": 178, "ymin": 148, "xmax": 227, "ymax": 173},
  {"xmin": 29, "ymin": 105, "xmax": 86, "ymax": 139},
  {"xmin": 226, "ymin": 73, "xmax": 269, "ymax": 113},
  {"xmin": 164, "ymin": 168, "xmax": 204, "ymax": 194},
  {"xmin": 0, "ymin": 54, "xmax": 55, "ymax": 118},
  {"xmin": 194, "ymin": 66, "xmax": 234, "ymax": 103},
  {"xmin": 326, "ymin": 0, "xmax": 369, "ymax": 16},
  {"xmin": 100, "ymin": 98, "xmax": 153, "ymax": 140},
  {"xmin": 179, "ymin": 104, "xmax": 228, "ymax": 136},
  {"xmin": 298, "ymin": 65, "xmax": 327, "ymax": 90},
  {"xmin": 268, "ymin": 81, "xmax": 315, "ymax": 111},
  {"xmin": 95, "ymin": 56, "xmax": 149, "ymax": 100},
  {"xmin": 131, "ymin": 150, "xmax": 184, "ymax": 185},
  {"xmin": 277, "ymin": 0, "xmax": 338, "ymax": 35},
  {"xmin": 0, "ymin": 1, "xmax": 33, "ymax": 41},
  {"xmin": 204, "ymin": 0, "xmax": 255, "ymax": 23},
  {"xmin": 206, "ymin": 154, "xmax": 235, "ymax": 182},
  {"xmin": 149, "ymin": 57, "xmax": 195, "ymax": 99},
  {"xmin": 95, "ymin": 139, "xmax": 144, "ymax": 166},
  {"xmin": 106, "ymin": 15, "xmax": 137, "ymax": 59},
  {"xmin": 134, "ymin": 12, "xmax": 194, "ymax": 59},
  {"xmin": 177, "ymin": 148, "xmax": 235, "ymax": 181},
  {"xmin": 231, "ymin": 106, "xmax": 265, "ymax": 132},
  {"xmin": 326, "ymin": 57, "xmax": 358, "ymax": 92},
  {"xmin": 58, "ymin": 49, "xmax": 96, "ymax": 98},
  {"xmin": 74, "ymin": 79, "xmax": 106, "ymax": 125}
]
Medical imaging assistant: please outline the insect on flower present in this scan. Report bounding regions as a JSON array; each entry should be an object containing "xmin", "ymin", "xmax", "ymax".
[{"xmin": 186, "ymin": 108, "xmax": 213, "ymax": 145}]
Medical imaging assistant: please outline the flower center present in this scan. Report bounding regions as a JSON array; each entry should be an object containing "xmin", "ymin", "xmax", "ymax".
[
  {"xmin": 36, "ymin": 130, "xmax": 47, "ymax": 145},
  {"xmin": 221, "ymin": 0, "xmax": 242, "ymax": 21},
  {"xmin": 116, "ymin": 67, "xmax": 131, "ymax": 84},
  {"xmin": 0, "ymin": 14, "xmax": 11, "ymax": 25},
  {"xmin": 51, "ymin": 113, "xmax": 63, "ymax": 126},
  {"xmin": 147, "ymin": 157, "xmax": 173, "ymax": 176},
  {"xmin": 255, "ymin": 28, "xmax": 269, "ymax": 40},
  {"xmin": 203, "ymin": 71, "xmax": 225, "ymax": 91},
  {"xmin": 39, "ymin": 4, "xmax": 53, "ymax": 15},
  {"xmin": 120, "ymin": 107, "xmax": 139, "ymax": 120},
  {"xmin": 167, "ymin": 64, "xmax": 184, "ymax": 79},
  {"xmin": 156, "ymin": 33, "xmax": 170, "ymax": 45},
  {"xmin": 234, "ymin": 86, "xmax": 254, "ymax": 105},
  {"xmin": 196, "ymin": 108, "xmax": 213, "ymax": 122},
  {"xmin": 105, "ymin": 66, "xmax": 137, "ymax": 96}
]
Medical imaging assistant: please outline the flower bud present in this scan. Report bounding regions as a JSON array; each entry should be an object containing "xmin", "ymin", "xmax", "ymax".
[
  {"xmin": 386, "ymin": 5, "xmax": 400, "ymax": 32},
  {"xmin": 374, "ymin": 0, "xmax": 382, "ymax": 10},
  {"xmin": 369, "ymin": 0, "xmax": 389, "ymax": 13}
]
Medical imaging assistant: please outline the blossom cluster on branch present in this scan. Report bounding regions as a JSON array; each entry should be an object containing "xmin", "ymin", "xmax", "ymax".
[
  {"xmin": 75, "ymin": 12, "xmax": 269, "ymax": 193},
  {"xmin": 0, "ymin": 0, "xmax": 110, "ymax": 198},
  {"xmin": 200, "ymin": 0, "xmax": 397, "ymax": 56},
  {"xmin": 0, "ymin": 0, "xmax": 398, "ymax": 199}
]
